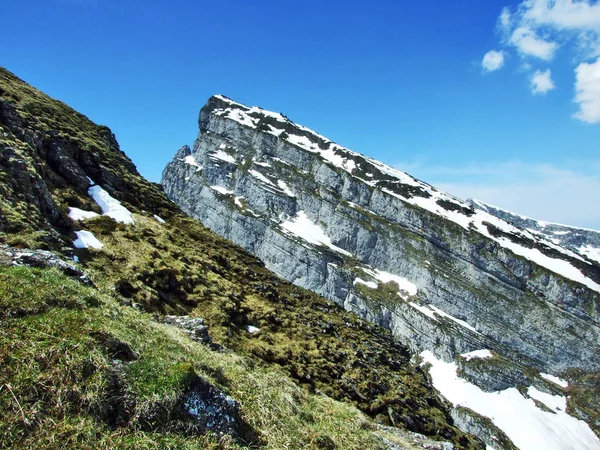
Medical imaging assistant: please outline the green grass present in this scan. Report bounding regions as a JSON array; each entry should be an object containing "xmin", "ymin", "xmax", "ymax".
[{"xmin": 0, "ymin": 264, "xmax": 461, "ymax": 450}]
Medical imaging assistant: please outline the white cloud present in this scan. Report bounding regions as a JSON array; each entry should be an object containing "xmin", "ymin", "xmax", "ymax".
[
  {"xmin": 509, "ymin": 26, "xmax": 558, "ymax": 60},
  {"xmin": 482, "ymin": 50, "xmax": 505, "ymax": 72},
  {"xmin": 530, "ymin": 69, "xmax": 556, "ymax": 94},
  {"xmin": 399, "ymin": 161, "xmax": 600, "ymax": 229},
  {"xmin": 499, "ymin": 7, "xmax": 512, "ymax": 30},
  {"xmin": 522, "ymin": 0, "xmax": 600, "ymax": 55},
  {"xmin": 491, "ymin": 0, "xmax": 600, "ymax": 121},
  {"xmin": 574, "ymin": 57, "xmax": 600, "ymax": 123}
]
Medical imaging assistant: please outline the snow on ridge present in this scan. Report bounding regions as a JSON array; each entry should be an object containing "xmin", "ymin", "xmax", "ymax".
[
  {"xmin": 420, "ymin": 350, "xmax": 600, "ymax": 450},
  {"xmin": 471, "ymin": 198, "xmax": 600, "ymax": 233},
  {"xmin": 88, "ymin": 185, "xmax": 134, "ymax": 225},
  {"xmin": 211, "ymin": 96, "xmax": 446, "ymax": 195},
  {"xmin": 384, "ymin": 186, "xmax": 600, "ymax": 293},
  {"xmin": 280, "ymin": 211, "xmax": 352, "ymax": 257},
  {"xmin": 73, "ymin": 230, "xmax": 103, "ymax": 249}
]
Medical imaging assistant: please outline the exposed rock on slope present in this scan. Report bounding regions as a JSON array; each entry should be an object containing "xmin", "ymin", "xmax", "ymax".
[{"xmin": 162, "ymin": 94, "xmax": 600, "ymax": 449}]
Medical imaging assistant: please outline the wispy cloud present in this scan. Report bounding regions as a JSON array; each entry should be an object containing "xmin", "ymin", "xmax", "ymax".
[
  {"xmin": 485, "ymin": 0, "xmax": 600, "ymax": 122},
  {"xmin": 530, "ymin": 69, "xmax": 555, "ymax": 94},
  {"xmin": 508, "ymin": 26, "xmax": 558, "ymax": 60},
  {"xmin": 395, "ymin": 160, "xmax": 600, "ymax": 229},
  {"xmin": 482, "ymin": 50, "xmax": 505, "ymax": 72}
]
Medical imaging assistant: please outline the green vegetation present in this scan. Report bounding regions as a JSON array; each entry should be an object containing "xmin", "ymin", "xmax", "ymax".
[
  {"xmin": 0, "ymin": 265, "xmax": 418, "ymax": 449},
  {"xmin": 564, "ymin": 369, "xmax": 600, "ymax": 437}
]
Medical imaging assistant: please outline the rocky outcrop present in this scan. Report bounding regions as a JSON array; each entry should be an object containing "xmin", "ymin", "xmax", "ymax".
[{"xmin": 0, "ymin": 244, "xmax": 91, "ymax": 284}]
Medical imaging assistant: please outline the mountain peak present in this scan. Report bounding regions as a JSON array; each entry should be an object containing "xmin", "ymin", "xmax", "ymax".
[{"xmin": 163, "ymin": 95, "xmax": 600, "ymax": 448}]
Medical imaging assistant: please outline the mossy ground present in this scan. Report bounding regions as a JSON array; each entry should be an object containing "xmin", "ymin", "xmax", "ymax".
[{"xmin": 0, "ymin": 264, "xmax": 432, "ymax": 449}]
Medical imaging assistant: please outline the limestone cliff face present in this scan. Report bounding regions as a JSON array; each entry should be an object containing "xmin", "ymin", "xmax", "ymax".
[{"xmin": 162, "ymin": 95, "xmax": 600, "ymax": 377}]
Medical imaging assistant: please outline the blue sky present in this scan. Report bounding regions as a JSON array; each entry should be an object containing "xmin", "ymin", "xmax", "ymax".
[{"xmin": 2, "ymin": 0, "xmax": 600, "ymax": 228}]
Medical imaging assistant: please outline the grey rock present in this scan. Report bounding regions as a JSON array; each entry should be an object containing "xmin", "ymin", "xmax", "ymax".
[
  {"xmin": 450, "ymin": 407, "xmax": 518, "ymax": 450},
  {"xmin": 162, "ymin": 95, "xmax": 600, "ymax": 373},
  {"xmin": 162, "ymin": 315, "xmax": 212, "ymax": 345},
  {"xmin": 1, "ymin": 244, "xmax": 92, "ymax": 285}
]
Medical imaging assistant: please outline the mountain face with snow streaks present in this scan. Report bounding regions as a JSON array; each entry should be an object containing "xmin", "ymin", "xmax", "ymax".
[
  {"xmin": 467, "ymin": 198, "xmax": 600, "ymax": 265},
  {"xmin": 162, "ymin": 95, "xmax": 600, "ymax": 450}
]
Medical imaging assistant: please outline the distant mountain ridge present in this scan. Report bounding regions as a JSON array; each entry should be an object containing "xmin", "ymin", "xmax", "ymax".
[
  {"xmin": 163, "ymin": 94, "xmax": 600, "ymax": 450},
  {"xmin": 467, "ymin": 198, "xmax": 600, "ymax": 264}
]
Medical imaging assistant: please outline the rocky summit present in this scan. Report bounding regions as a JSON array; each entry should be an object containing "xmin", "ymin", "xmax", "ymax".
[{"xmin": 163, "ymin": 95, "xmax": 600, "ymax": 450}]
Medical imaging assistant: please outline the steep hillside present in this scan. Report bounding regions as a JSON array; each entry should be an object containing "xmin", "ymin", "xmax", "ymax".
[
  {"xmin": 0, "ymin": 68, "xmax": 483, "ymax": 448},
  {"xmin": 162, "ymin": 94, "xmax": 600, "ymax": 450}
]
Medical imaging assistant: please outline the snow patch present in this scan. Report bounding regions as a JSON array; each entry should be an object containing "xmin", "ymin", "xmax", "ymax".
[
  {"xmin": 88, "ymin": 185, "xmax": 134, "ymax": 224},
  {"xmin": 579, "ymin": 245, "xmax": 600, "ymax": 264},
  {"xmin": 461, "ymin": 349, "xmax": 493, "ymax": 361},
  {"xmin": 184, "ymin": 155, "xmax": 202, "ymax": 170},
  {"xmin": 210, "ymin": 150, "xmax": 236, "ymax": 164},
  {"xmin": 527, "ymin": 386, "xmax": 566, "ymax": 412},
  {"xmin": 249, "ymin": 169, "xmax": 276, "ymax": 187},
  {"xmin": 353, "ymin": 278, "xmax": 378, "ymax": 289},
  {"xmin": 73, "ymin": 230, "xmax": 104, "ymax": 249},
  {"xmin": 361, "ymin": 267, "xmax": 418, "ymax": 297},
  {"xmin": 280, "ymin": 211, "xmax": 352, "ymax": 256},
  {"xmin": 428, "ymin": 304, "xmax": 479, "ymax": 334},
  {"xmin": 153, "ymin": 214, "xmax": 166, "ymax": 224},
  {"xmin": 247, "ymin": 325, "xmax": 260, "ymax": 334},
  {"xmin": 541, "ymin": 373, "xmax": 569, "ymax": 388},
  {"xmin": 234, "ymin": 196, "xmax": 245, "ymax": 208},
  {"xmin": 420, "ymin": 351, "xmax": 600, "ymax": 450},
  {"xmin": 68, "ymin": 207, "xmax": 99, "ymax": 221},
  {"xmin": 409, "ymin": 302, "xmax": 438, "ymax": 321},
  {"xmin": 210, "ymin": 185, "xmax": 234, "ymax": 196},
  {"xmin": 277, "ymin": 180, "xmax": 295, "ymax": 197}
]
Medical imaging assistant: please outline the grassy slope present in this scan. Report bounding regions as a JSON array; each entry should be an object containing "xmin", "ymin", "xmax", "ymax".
[
  {"xmin": 0, "ymin": 67, "xmax": 482, "ymax": 448},
  {"xmin": 0, "ymin": 264, "xmax": 409, "ymax": 449}
]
